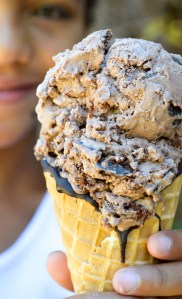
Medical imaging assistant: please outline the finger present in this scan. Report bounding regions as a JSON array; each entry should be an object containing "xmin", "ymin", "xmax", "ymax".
[
  {"xmin": 65, "ymin": 293, "xmax": 155, "ymax": 299},
  {"xmin": 46, "ymin": 251, "xmax": 73, "ymax": 291},
  {"xmin": 147, "ymin": 229, "xmax": 182, "ymax": 261},
  {"xmin": 113, "ymin": 262, "xmax": 182, "ymax": 296}
]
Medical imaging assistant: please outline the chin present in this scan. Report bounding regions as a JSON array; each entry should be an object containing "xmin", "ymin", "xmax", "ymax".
[
  {"xmin": 0, "ymin": 125, "xmax": 35, "ymax": 149},
  {"xmin": 0, "ymin": 134, "xmax": 23, "ymax": 149}
]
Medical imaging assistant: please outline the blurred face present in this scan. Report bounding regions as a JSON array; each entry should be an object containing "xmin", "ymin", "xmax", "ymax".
[{"xmin": 0, "ymin": 0, "xmax": 86, "ymax": 148}]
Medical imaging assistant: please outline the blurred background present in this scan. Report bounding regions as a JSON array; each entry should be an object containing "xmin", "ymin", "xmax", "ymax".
[{"xmin": 89, "ymin": 0, "xmax": 182, "ymax": 55}]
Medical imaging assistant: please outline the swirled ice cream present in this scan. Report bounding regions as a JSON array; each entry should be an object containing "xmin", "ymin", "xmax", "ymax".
[{"xmin": 35, "ymin": 30, "xmax": 182, "ymax": 230}]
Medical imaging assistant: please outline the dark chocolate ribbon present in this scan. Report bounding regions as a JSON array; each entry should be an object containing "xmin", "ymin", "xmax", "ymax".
[{"xmin": 42, "ymin": 159, "xmax": 161, "ymax": 262}]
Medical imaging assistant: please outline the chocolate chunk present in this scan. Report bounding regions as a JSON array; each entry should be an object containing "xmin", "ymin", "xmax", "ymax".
[
  {"xmin": 177, "ymin": 161, "xmax": 182, "ymax": 175},
  {"xmin": 172, "ymin": 55, "xmax": 182, "ymax": 65},
  {"xmin": 168, "ymin": 103, "xmax": 181, "ymax": 117},
  {"xmin": 48, "ymin": 151, "xmax": 57, "ymax": 158},
  {"xmin": 97, "ymin": 159, "xmax": 132, "ymax": 176},
  {"xmin": 172, "ymin": 119, "xmax": 182, "ymax": 127}
]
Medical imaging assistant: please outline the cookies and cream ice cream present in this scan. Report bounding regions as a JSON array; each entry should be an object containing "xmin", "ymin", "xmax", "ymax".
[{"xmin": 35, "ymin": 29, "xmax": 182, "ymax": 231}]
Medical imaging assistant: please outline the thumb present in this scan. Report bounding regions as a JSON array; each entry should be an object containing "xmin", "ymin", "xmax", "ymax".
[
  {"xmin": 66, "ymin": 293, "xmax": 149, "ymax": 298},
  {"xmin": 147, "ymin": 229, "xmax": 182, "ymax": 260},
  {"xmin": 46, "ymin": 251, "xmax": 73, "ymax": 291}
]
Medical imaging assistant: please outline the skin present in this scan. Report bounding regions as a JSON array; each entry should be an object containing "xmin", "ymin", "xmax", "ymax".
[
  {"xmin": 0, "ymin": 0, "xmax": 86, "ymax": 252},
  {"xmin": 1, "ymin": 0, "xmax": 181, "ymax": 297},
  {"xmin": 65, "ymin": 293, "xmax": 146, "ymax": 299},
  {"xmin": 47, "ymin": 229, "xmax": 182, "ymax": 298}
]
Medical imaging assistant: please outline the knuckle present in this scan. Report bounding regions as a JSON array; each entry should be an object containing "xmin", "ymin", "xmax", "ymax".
[
  {"xmin": 171, "ymin": 230, "xmax": 182, "ymax": 260},
  {"xmin": 175, "ymin": 229, "xmax": 182, "ymax": 241},
  {"xmin": 155, "ymin": 267, "xmax": 168, "ymax": 290}
]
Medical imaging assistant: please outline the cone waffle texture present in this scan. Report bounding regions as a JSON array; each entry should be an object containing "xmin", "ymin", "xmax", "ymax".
[{"xmin": 44, "ymin": 172, "xmax": 182, "ymax": 293}]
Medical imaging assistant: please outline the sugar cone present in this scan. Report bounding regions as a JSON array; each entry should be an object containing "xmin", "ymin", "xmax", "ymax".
[{"xmin": 44, "ymin": 172, "xmax": 182, "ymax": 293}]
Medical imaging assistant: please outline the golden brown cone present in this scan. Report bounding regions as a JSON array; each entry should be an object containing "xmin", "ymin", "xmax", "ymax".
[{"xmin": 44, "ymin": 172, "xmax": 182, "ymax": 293}]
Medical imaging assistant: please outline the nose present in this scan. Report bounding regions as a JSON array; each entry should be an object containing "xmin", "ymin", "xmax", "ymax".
[{"xmin": 0, "ymin": 15, "xmax": 32, "ymax": 67}]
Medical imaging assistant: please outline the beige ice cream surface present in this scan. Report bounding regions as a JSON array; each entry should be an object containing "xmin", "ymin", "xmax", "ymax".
[{"xmin": 35, "ymin": 30, "xmax": 182, "ymax": 230}]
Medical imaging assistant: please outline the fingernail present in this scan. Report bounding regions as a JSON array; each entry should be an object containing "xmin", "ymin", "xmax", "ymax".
[
  {"xmin": 113, "ymin": 269, "xmax": 141, "ymax": 294},
  {"xmin": 154, "ymin": 234, "xmax": 172, "ymax": 255}
]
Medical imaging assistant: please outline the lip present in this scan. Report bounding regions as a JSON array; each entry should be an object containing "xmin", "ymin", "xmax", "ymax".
[{"xmin": 0, "ymin": 78, "xmax": 39, "ymax": 104}]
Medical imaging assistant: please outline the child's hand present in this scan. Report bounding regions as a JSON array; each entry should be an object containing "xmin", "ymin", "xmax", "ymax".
[
  {"xmin": 65, "ymin": 293, "xmax": 141, "ymax": 298},
  {"xmin": 113, "ymin": 229, "xmax": 182, "ymax": 297},
  {"xmin": 47, "ymin": 251, "xmax": 73, "ymax": 291},
  {"xmin": 47, "ymin": 229, "xmax": 182, "ymax": 298}
]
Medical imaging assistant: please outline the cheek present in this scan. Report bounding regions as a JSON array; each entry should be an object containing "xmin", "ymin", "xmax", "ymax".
[
  {"xmin": 0, "ymin": 93, "xmax": 37, "ymax": 148},
  {"xmin": 30, "ymin": 21, "xmax": 85, "ymax": 73}
]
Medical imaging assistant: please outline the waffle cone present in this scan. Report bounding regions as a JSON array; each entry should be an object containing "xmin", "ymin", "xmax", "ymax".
[{"xmin": 44, "ymin": 172, "xmax": 182, "ymax": 293}]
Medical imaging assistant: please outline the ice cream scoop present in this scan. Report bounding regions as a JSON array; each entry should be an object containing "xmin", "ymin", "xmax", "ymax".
[
  {"xmin": 35, "ymin": 29, "xmax": 181, "ymax": 230},
  {"xmin": 34, "ymin": 29, "xmax": 182, "ymax": 293}
]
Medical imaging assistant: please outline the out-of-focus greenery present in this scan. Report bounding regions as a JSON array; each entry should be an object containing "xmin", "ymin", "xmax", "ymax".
[
  {"xmin": 141, "ymin": 0, "xmax": 182, "ymax": 53},
  {"xmin": 90, "ymin": 0, "xmax": 182, "ymax": 54},
  {"xmin": 142, "ymin": 17, "xmax": 182, "ymax": 48}
]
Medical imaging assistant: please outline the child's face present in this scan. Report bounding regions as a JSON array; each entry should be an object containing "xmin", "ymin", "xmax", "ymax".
[{"xmin": 0, "ymin": 0, "xmax": 86, "ymax": 148}]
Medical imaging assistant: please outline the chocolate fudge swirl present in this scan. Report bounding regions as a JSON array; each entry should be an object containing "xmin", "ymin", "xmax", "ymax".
[
  {"xmin": 116, "ymin": 226, "xmax": 139, "ymax": 262},
  {"xmin": 42, "ymin": 159, "xmax": 162, "ymax": 263},
  {"xmin": 42, "ymin": 159, "xmax": 99, "ymax": 210}
]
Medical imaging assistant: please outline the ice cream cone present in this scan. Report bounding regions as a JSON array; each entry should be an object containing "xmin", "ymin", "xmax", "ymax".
[{"xmin": 44, "ymin": 171, "xmax": 182, "ymax": 293}]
